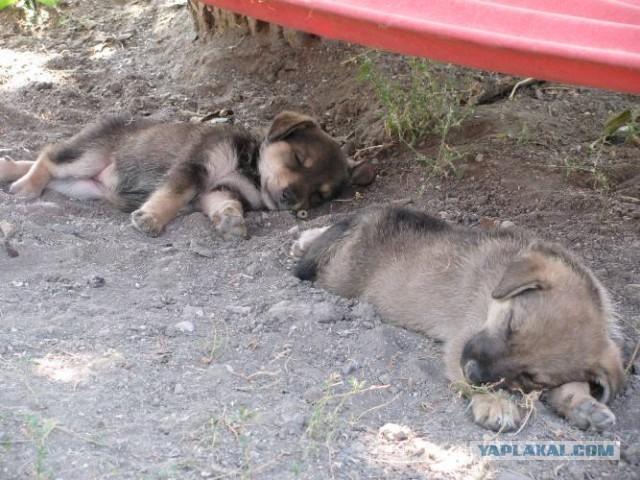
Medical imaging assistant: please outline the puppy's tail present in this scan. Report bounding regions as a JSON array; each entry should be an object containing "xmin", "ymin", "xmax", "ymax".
[{"xmin": 294, "ymin": 216, "xmax": 357, "ymax": 282}]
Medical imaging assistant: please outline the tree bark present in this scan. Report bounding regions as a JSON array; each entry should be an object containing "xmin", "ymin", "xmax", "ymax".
[{"xmin": 186, "ymin": 0, "xmax": 315, "ymax": 46}]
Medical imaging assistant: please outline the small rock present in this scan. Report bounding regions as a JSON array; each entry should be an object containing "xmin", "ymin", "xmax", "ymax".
[
  {"xmin": 313, "ymin": 301, "xmax": 341, "ymax": 324},
  {"xmin": 622, "ymin": 444, "xmax": 640, "ymax": 465},
  {"xmin": 174, "ymin": 321, "xmax": 195, "ymax": 333},
  {"xmin": 460, "ymin": 213, "xmax": 480, "ymax": 226},
  {"xmin": 183, "ymin": 305, "xmax": 204, "ymax": 318},
  {"xmin": 87, "ymin": 275, "xmax": 106, "ymax": 288},
  {"xmin": 266, "ymin": 300, "xmax": 313, "ymax": 322},
  {"xmin": 190, "ymin": 240, "xmax": 214, "ymax": 258},
  {"xmin": 33, "ymin": 81, "xmax": 53, "ymax": 90},
  {"xmin": 500, "ymin": 220, "xmax": 516, "ymax": 229},
  {"xmin": 226, "ymin": 305, "xmax": 252, "ymax": 315},
  {"xmin": 379, "ymin": 423, "xmax": 411, "ymax": 442},
  {"xmin": 303, "ymin": 386, "xmax": 324, "ymax": 403},
  {"xmin": 342, "ymin": 361, "xmax": 359, "ymax": 376},
  {"xmin": 282, "ymin": 412, "xmax": 307, "ymax": 433},
  {"xmin": 174, "ymin": 383, "xmax": 185, "ymax": 394}
]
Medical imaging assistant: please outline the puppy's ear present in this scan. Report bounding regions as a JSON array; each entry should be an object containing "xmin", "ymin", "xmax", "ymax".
[
  {"xmin": 267, "ymin": 111, "xmax": 317, "ymax": 142},
  {"xmin": 348, "ymin": 159, "xmax": 376, "ymax": 186},
  {"xmin": 492, "ymin": 255, "xmax": 550, "ymax": 300}
]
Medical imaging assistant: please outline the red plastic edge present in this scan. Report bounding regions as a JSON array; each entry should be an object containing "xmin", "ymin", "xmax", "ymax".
[{"xmin": 199, "ymin": 0, "xmax": 640, "ymax": 94}]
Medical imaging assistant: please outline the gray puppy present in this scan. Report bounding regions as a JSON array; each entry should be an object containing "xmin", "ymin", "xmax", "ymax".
[{"xmin": 292, "ymin": 207, "xmax": 624, "ymax": 432}]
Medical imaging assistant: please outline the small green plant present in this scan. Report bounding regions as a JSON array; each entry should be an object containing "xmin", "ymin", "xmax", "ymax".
[
  {"xmin": 305, "ymin": 374, "xmax": 367, "ymax": 445},
  {"xmin": 202, "ymin": 316, "xmax": 229, "ymax": 364},
  {"xmin": 358, "ymin": 53, "xmax": 474, "ymax": 175},
  {"xmin": 0, "ymin": 0, "xmax": 58, "ymax": 23},
  {"xmin": 24, "ymin": 414, "xmax": 59, "ymax": 479},
  {"xmin": 591, "ymin": 108, "xmax": 640, "ymax": 148}
]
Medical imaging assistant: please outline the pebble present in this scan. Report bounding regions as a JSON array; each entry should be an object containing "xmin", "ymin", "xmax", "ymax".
[
  {"xmin": 173, "ymin": 383, "xmax": 185, "ymax": 394},
  {"xmin": 303, "ymin": 386, "xmax": 324, "ymax": 403},
  {"xmin": 313, "ymin": 301, "xmax": 341, "ymax": 324},
  {"xmin": 225, "ymin": 305, "xmax": 251, "ymax": 315},
  {"xmin": 622, "ymin": 444, "xmax": 640, "ymax": 465},
  {"xmin": 190, "ymin": 240, "xmax": 214, "ymax": 258},
  {"xmin": 379, "ymin": 423, "xmax": 411, "ymax": 442},
  {"xmin": 266, "ymin": 300, "xmax": 313, "ymax": 322},
  {"xmin": 282, "ymin": 412, "xmax": 307, "ymax": 433},
  {"xmin": 174, "ymin": 321, "xmax": 195, "ymax": 333},
  {"xmin": 342, "ymin": 361, "xmax": 359, "ymax": 376},
  {"xmin": 500, "ymin": 220, "xmax": 516, "ymax": 229},
  {"xmin": 183, "ymin": 305, "xmax": 204, "ymax": 318},
  {"xmin": 87, "ymin": 275, "xmax": 106, "ymax": 288}
]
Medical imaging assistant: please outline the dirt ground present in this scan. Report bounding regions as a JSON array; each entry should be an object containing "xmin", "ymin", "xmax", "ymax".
[{"xmin": 1, "ymin": 1, "xmax": 639, "ymax": 479}]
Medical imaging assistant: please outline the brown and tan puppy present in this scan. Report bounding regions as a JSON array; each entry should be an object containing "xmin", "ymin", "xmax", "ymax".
[
  {"xmin": 0, "ymin": 112, "xmax": 373, "ymax": 239},
  {"xmin": 292, "ymin": 207, "xmax": 625, "ymax": 432}
]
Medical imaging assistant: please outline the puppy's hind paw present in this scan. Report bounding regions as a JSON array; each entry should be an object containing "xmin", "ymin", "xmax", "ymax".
[
  {"xmin": 290, "ymin": 226, "xmax": 330, "ymax": 257},
  {"xmin": 9, "ymin": 176, "xmax": 43, "ymax": 199},
  {"xmin": 471, "ymin": 391, "xmax": 522, "ymax": 432},
  {"xmin": 214, "ymin": 213, "xmax": 248, "ymax": 241},
  {"xmin": 131, "ymin": 209, "xmax": 163, "ymax": 237},
  {"xmin": 567, "ymin": 398, "xmax": 615, "ymax": 432}
]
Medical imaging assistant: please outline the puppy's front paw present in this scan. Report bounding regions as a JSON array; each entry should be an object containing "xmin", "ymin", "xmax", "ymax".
[
  {"xmin": 213, "ymin": 211, "xmax": 248, "ymax": 241},
  {"xmin": 472, "ymin": 392, "xmax": 522, "ymax": 432},
  {"xmin": 9, "ymin": 176, "xmax": 43, "ymax": 199},
  {"xmin": 131, "ymin": 209, "xmax": 163, "ymax": 237},
  {"xmin": 566, "ymin": 398, "xmax": 615, "ymax": 432}
]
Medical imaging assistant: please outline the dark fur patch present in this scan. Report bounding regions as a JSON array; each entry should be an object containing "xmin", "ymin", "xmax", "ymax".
[
  {"xmin": 294, "ymin": 216, "xmax": 357, "ymax": 281},
  {"xmin": 379, "ymin": 208, "xmax": 450, "ymax": 236}
]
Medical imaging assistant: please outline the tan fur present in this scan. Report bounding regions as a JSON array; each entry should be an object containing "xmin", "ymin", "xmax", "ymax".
[
  {"xmin": 130, "ymin": 184, "xmax": 197, "ymax": 236},
  {"xmin": 293, "ymin": 207, "xmax": 625, "ymax": 432}
]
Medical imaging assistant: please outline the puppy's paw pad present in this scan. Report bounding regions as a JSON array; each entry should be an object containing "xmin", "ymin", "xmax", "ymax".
[
  {"xmin": 131, "ymin": 209, "xmax": 162, "ymax": 237},
  {"xmin": 9, "ymin": 177, "xmax": 42, "ymax": 199},
  {"xmin": 568, "ymin": 399, "xmax": 615, "ymax": 432},
  {"xmin": 472, "ymin": 392, "xmax": 522, "ymax": 432},
  {"xmin": 214, "ymin": 214, "xmax": 248, "ymax": 241}
]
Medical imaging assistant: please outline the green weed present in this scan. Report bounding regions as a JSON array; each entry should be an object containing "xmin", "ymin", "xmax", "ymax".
[
  {"xmin": 591, "ymin": 108, "xmax": 640, "ymax": 148},
  {"xmin": 0, "ymin": 0, "xmax": 59, "ymax": 23},
  {"xmin": 358, "ymin": 53, "xmax": 474, "ymax": 175},
  {"xmin": 24, "ymin": 413, "xmax": 59, "ymax": 479}
]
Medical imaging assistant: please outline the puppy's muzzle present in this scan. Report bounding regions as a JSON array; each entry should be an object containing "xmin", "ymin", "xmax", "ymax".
[{"xmin": 464, "ymin": 359, "xmax": 489, "ymax": 385}]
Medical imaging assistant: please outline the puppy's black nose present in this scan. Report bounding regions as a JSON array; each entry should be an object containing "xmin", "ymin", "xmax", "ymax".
[
  {"xmin": 464, "ymin": 360, "xmax": 484, "ymax": 384},
  {"xmin": 281, "ymin": 187, "xmax": 295, "ymax": 202}
]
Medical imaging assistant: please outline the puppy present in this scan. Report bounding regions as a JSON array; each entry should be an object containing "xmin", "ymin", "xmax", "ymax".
[
  {"xmin": 292, "ymin": 207, "xmax": 625, "ymax": 432},
  {"xmin": 0, "ymin": 112, "xmax": 374, "ymax": 239}
]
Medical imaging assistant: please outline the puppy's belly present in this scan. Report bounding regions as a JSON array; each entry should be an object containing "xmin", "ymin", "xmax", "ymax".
[{"xmin": 49, "ymin": 162, "xmax": 120, "ymax": 203}]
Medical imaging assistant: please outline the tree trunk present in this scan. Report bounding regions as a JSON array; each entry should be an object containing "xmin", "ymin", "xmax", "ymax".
[{"xmin": 186, "ymin": 0, "xmax": 316, "ymax": 46}]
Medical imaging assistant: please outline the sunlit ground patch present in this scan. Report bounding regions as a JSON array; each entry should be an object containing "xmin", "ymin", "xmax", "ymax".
[{"xmin": 32, "ymin": 350, "xmax": 124, "ymax": 384}]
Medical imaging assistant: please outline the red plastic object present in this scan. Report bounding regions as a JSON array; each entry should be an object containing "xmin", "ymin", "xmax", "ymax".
[{"xmin": 199, "ymin": 0, "xmax": 640, "ymax": 94}]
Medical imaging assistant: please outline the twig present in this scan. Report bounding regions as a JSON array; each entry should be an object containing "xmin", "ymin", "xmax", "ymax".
[
  {"xmin": 625, "ymin": 339, "xmax": 640, "ymax": 376},
  {"xmin": 509, "ymin": 78, "xmax": 537, "ymax": 100}
]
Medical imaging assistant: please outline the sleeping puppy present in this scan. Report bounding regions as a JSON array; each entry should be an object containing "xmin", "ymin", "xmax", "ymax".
[
  {"xmin": 0, "ymin": 112, "xmax": 374, "ymax": 239},
  {"xmin": 292, "ymin": 207, "xmax": 625, "ymax": 432}
]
